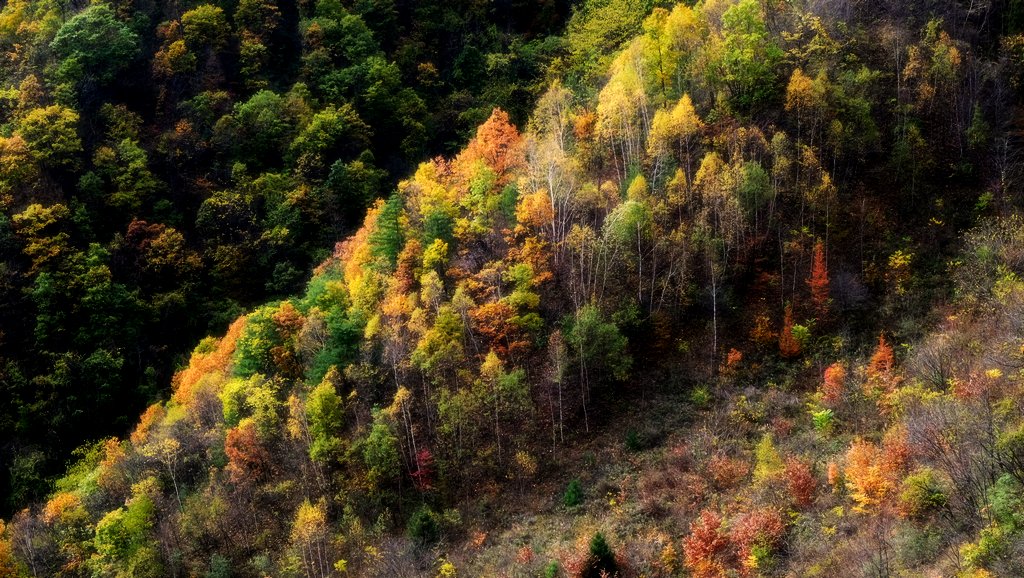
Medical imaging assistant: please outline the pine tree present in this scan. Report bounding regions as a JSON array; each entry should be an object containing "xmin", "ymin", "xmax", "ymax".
[{"xmin": 584, "ymin": 532, "xmax": 618, "ymax": 578}]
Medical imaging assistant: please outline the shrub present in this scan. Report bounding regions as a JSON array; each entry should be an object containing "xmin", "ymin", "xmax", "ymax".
[
  {"xmin": 407, "ymin": 504, "xmax": 440, "ymax": 545},
  {"xmin": 583, "ymin": 532, "xmax": 617, "ymax": 578},
  {"xmin": 812, "ymin": 408, "xmax": 835, "ymax": 436},
  {"xmin": 625, "ymin": 429, "xmax": 643, "ymax": 452},
  {"xmin": 563, "ymin": 479, "xmax": 583, "ymax": 508},
  {"xmin": 785, "ymin": 457, "xmax": 816, "ymax": 508},
  {"xmin": 898, "ymin": 468, "xmax": 948, "ymax": 519},
  {"xmin": 690, "ymin": 385, "xmax": 712, "ymax": 408}
]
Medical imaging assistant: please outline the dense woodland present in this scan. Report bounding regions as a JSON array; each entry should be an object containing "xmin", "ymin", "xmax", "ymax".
[
  {"xmin": 4, "ymin": 0, "xmax": 1024, "ymax": 576},
  {"xmin": 0, "ymin": 0, "xmax": 576, "ymax": 508}
]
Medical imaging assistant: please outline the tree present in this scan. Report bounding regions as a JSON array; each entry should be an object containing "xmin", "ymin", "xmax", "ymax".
[
  {"xmin": 50, "ymin": 4, "xmax": 139, "ymax": 89},
  {"xmin": 16, "ymin": 106, "xmax": 82, "ymax": 170},
  {"xmin": 716, "ymin": 0, "xmax": 783, "ymax": 111},
  {"xmin": 820, "ymin": 362, "xmax": 846, "ymax": 407},
  {"xmin": 583, "ymin": 532, "xmax": 618, "ymax": 578},
  {"xmin": 0, "ymin": 520, "xmax": 21, "ymax": 577},
  {"xmin": 566, "ymin": 304, "xmax": 632, "ymax": 431},
  {"xmin": 785, "ymin": 458, "xmax": 817, "ymax": 508},
  {"xmin": 289, "ymin": 104, "xmax": 371, "ymax": 179},
  {"xmin": 460, "ymin": 108, "xmax": 524, "ymax": 182},
  {"xmin": 307, "ymin": 367, "xmax": 345, "ymax": 463},
  {"xmin": 224, "ymin": 420, "xmax": 272, "ymax": 483},
  {"xmin": 363, "ymin": 408, "xmax": 400, "ymax": 489},
  {"xmin": 647, "ymin": 93, "xmax": 703, "ymax": 182},
  {"xmin": 181, "ymin": 5, "xmax": 230, "ymax": 51},
  {"xmin": 778, "ymin": 304, "xmax": 801, "ymax": 358},
  {"xmin": 865, "ymin": 333, "xmax": 898, "ymax": 395},
  {"xmin": 844, "ymin": 439, "xmax": 893, "ymax": 513},
  {"xmin": 807, "ymin": 240, "xmax": 830, "ymax": 316},
  {"xmin": 683, "ymin": 510, "xmax": 730, "ymax": 578},
  {"xmin": 290, "ymin": 499, "xmax": 330, "ymax": 578},
  {"xmin": 91, "ymin": 481, "xmax": 163, "ymax": 578},
  {"xmin": 753, "ymin": 433, "xmax": 784, "ymax": 483},
  {"xmin": 729, "ymin": 509, "xmax": 785, "ymax": 577}
]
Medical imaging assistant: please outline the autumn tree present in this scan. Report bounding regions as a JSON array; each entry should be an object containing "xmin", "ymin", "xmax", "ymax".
[
  {"xmin": 224, "ymin": 420, "xmax": 272, "ymax": 484},
  {"xmin": 865, "ymin": 333, "xmax": 898, "ymax": 396},
  {"xmin": 807, "ymin": 240, "xmax": 830, "ymax": 316},
  {"xmin": 820, "ymin": 362, "xmax": 846, "ymax": 408},
  {"xmin": 729, "ymin": 509, "xmax": 784, "ymax": 577},
  {"xmin": 785, "ymin": 457, "xmax": 817, "ymax": 508},
  {"xmin": 290, "ymin": 499, "xmax": 330, "ymax": 578},
  {"xmin": 683, "ymin": 510, "xmax": 730, "ymax": 578},
  {"xmin": 647, "ymin": 93, "xmax": 703, "ymax": 183},
  {"xmin": 16, "ymin": 106, "xmax": 82, "ymax": 171},
  {"xmin": 778, "ymin": 304, "xmax": 801, "ymax": 358},
  {"xmin": 460, "ymin": 108, "xmax": 524, "ymax": 183}
]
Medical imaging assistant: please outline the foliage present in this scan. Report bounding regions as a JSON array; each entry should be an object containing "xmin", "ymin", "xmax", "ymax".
[
  {"xmin": 581, "ymin": 532, "xmax": 618, "ymax": 578},
  {"xmin": 3, "ymin": 2, "xmax": 1021, "ymax": 577},
  {"xmin": 563, "ymin": 478, "xmax": 583, "ymax": 508}
]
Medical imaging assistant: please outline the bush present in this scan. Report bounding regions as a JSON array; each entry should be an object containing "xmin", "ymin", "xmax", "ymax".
[
  {"xmin": 583, "ymin": 532, "xmax": 618, "ymax": 578},
  {"xmin": 898, "ymin": 468, "xmax": 947, "ymax": 519},
  {"xmin": 206, "ymin": 554, "xmax": 231, "ymax": 578},
  {"xmin": 625, "ymin": 429, "xmax": 643, "ymax": 452},
  {"xmin": 563, "ymin": 479, "xmax": 583, "ymax": 508},
  {"xmin": 690, "ymin": 385, "xmax": 712, "ymax": 408},
  {"xmin": 407, "ymin": 504, "xmax": 440, "ymax": 545}
]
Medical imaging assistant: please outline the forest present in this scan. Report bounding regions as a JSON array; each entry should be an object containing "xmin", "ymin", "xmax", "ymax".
[{"xmin": 2, "ymin": 0, "xmax": 1024, "ymax": 576}]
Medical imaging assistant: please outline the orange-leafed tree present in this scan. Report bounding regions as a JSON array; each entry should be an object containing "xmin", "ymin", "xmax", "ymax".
[
  {"xmin": 807, "ymin": 240, "xmax": 830, "ymax": 316},
  {"xmin": 865, "ymin": 333, "xmax": 899, "ymax": 396},
  {"xmin": 683, "ymin": 510, "xmax": 731, "ymax": 578},
  {"xmin": 470, "ymin": 300, "xmax": 532, "ymax": 358},
  {"xmin": 225, "ymin": 420, "xmax": 272, "ymax": 484},
  {"xmin": 0, "ymin": 520, "xmax": 18, "ymax": 577},
  {"xmin": 459, "ymin": 108, "xmax": 524, "ymax": 182},
  {"xmin": 845, "ymin": 439, "xmax": 891, "ymax": 512},
  {"xmin": 172, "ymin": 317, "xmax": 247, "ymax": 405},
  {"xmin": 844, "ymin": 431, "xmax": 908, "ymax": 514},
  {"xmin": 131, "ymin": 403, "xmax": 166, "ymax": 446},
  {"xmin": 819, "ymin": 362, "xmax": 846, "ymax": 407},
  {"xmin": 778, "ymin": 304, "xmax": 801, "ymax": 358},
  {"xmin": 867, "ymin": 333, "xmax": 894, "ymax": 377}
]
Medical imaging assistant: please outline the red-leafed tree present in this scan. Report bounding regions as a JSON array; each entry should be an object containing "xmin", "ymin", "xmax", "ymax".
[
  {"xmin": 807, "ymin": 240, "xmax": 830, "ymax": 316},
  {"xmin": 729, "ymin": 509, "xmax": 785, "ymax": 577},
  {"xmin": 410, "ymin": 448, "xmax": 435, "ymax": 491},
  {"xmin": 778, "ymin": 304, "xmax": 801, "ymax": 358},
  {"xmin": 784, "ymin": 457, "xmax": 817, "ymax": 508}
]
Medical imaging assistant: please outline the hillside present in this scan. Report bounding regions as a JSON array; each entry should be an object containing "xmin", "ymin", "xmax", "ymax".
[
  {"xmin": 4, "ymin": 0, "xmax": 1024, "ymax": 577},
  {"xmin": 0, "ymin": 0, "xmax": 578, "ymax": 510}
]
